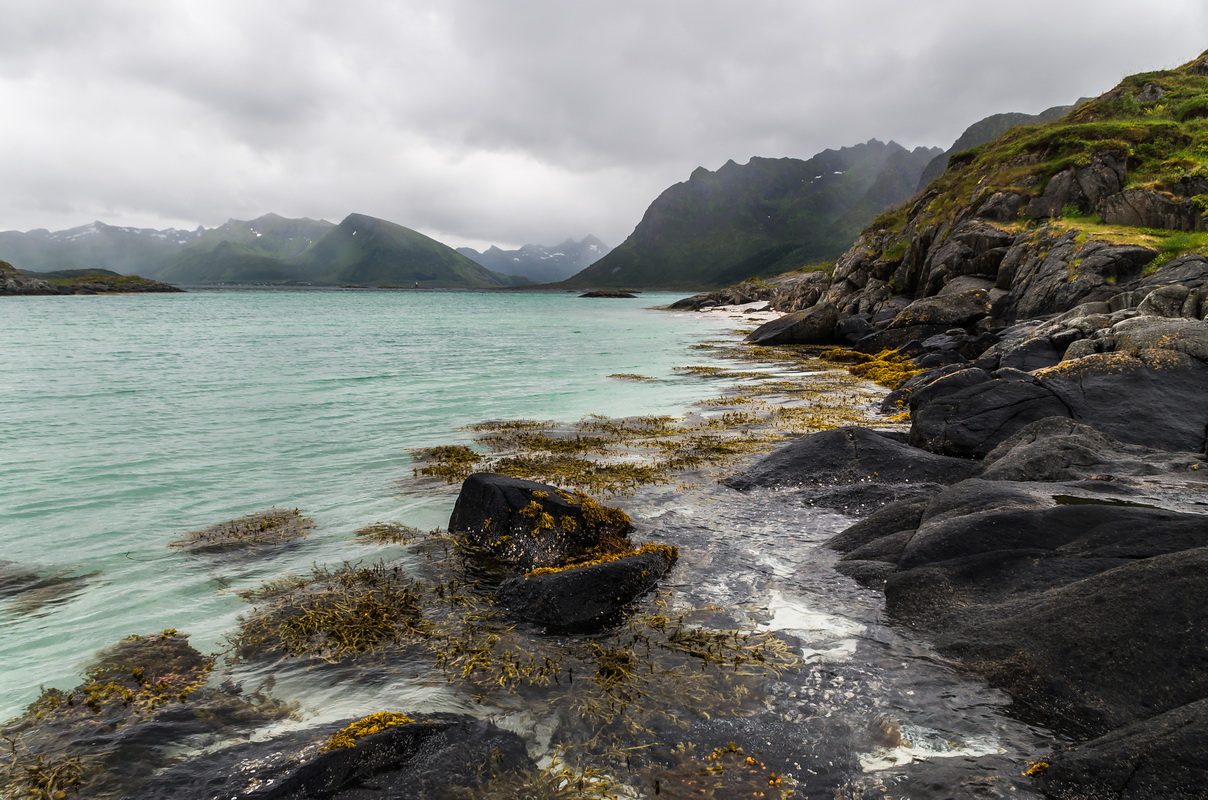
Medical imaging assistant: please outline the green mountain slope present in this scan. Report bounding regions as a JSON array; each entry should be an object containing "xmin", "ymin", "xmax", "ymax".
[
  {"xmin": 562, "ymin": 139, "xmax": 941, "ymax": 290},
  {"xmin": 915, "ymin": 103, "xmax": 1080, "ymax": 191},
  {"xmin": 292, "ymin": 213, "xmax": 530, "ymax": 287}
]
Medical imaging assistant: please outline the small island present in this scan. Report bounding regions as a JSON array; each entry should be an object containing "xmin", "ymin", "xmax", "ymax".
[{"xmin": 0, "ymin": 261, "xmax": 183, "ymax": 295}]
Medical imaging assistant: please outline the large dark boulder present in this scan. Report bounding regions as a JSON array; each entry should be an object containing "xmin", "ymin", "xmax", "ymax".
[
  {"xmin": 1038, "ymin": 350, "xmax": 1208, "ymax": 454},
  {"xmin": 1040, "ymin": 699, "xmax": 1208, "ymax": 800},
  {"xmin": 908, "ymin": 370, "xmax": 1071, "ymax": 458},
  {"xmin": 744, "ymin": 302, "xmax": 839, "ymax": 345},
  {"xmin": 887, "ymin": 289, "xmax": 990, "ymax": 329},
  {"xmin": 723, "ymin": 426, "xmax": 976, "ymax": 492},
  {"xmin": 1099, "ymin": 187, "xmax": 1208, "ymax": 233},
  {"xmin": 921, "ymin": 545, "xmax": 1208, "ymax": 739},
  {"xmin": 448, "ymin": 473, "xmax": 632, "ymax": 570},
  {"xmin": 132, "ymin": 713, "xmax": 534, "ymax": 800},
  {"xmin": 977, "ymin": 417, "xmax": 1207, "ymax": 481},
  {"xmin": 495, "ymin": 546, "xmax": 677, "ymax": 630}
]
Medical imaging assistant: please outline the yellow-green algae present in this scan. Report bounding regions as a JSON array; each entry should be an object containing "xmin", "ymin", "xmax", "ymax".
[
  {"xmin": 323, "ymin": 711, "xmax": 416, "ymax": 751},
  {"xmin": 526, "ymin": 543, "xmax": 679, "ymax": 578}
]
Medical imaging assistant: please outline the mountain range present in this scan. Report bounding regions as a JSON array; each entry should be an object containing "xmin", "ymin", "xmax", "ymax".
[{"xmin": 0, "ymin": 213, "xmax": 535, "ymax": 288}]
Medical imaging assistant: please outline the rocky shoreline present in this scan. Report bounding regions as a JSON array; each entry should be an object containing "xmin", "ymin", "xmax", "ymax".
[{"xmin": 666, "ymin": 56, "xmax": 1208, "ymax": 797}]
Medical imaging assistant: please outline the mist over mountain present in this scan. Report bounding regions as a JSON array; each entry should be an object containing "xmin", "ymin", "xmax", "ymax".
[
  {"xmin": 457, "ymin": 235, "xmax": 611, "ymax": 284},
  {"xmin": 563, "ymin": 139, "xmax": 942, "ymax": 290}
]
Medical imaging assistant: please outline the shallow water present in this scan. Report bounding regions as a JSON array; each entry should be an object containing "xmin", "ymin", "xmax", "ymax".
[{"xmin": 0, "ymin": 289, "xmax": 1053, "ymax": 797}]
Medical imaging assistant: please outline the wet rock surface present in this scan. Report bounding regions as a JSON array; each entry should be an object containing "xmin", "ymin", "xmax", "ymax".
[
  {"xmin": 813, "ymin": 418, "xmax": 1208, "ymax": 781},
  {"xmin": 131, "ymin": 713, "xmax": 535, "ymax": 800},
  {"xmin": 449, "ymin": 473, "xmax": 679, "ymax": 630},
  {"xmin": 496, "ymin": 546, "xmax": 677, "ymax": 629}
]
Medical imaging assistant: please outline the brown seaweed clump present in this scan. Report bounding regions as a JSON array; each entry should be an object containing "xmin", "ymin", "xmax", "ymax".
[
  {"xmin": 169, "ymin": 508, "xmax": 315, "ymax": 556},
  {"xmin": 231, "ymin": 562, "xmax": 430, "ymax": 662}
]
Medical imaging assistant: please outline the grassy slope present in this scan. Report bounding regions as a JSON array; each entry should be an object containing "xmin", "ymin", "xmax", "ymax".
[{"xmin": 864, "ymin": 51, "xmax": 1208, "ymax": 264}]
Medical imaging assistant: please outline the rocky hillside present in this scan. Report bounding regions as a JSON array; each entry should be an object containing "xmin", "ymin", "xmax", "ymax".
[
  {"xmin": 458, "ymin": 235, "xmax": 611, "ymax": 284},
  {"xmin": 563, "ymin": 139, "xmax": 942, "ymax": 290},
  {"xmin": 701, "ymin": 51, "xmax": 1208, "ymax": 798}
]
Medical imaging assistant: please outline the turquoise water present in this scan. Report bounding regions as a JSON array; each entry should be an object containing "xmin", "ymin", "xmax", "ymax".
[{"xmin": 0, "ymin": 289, "xmax": 742, "ymax": 718}]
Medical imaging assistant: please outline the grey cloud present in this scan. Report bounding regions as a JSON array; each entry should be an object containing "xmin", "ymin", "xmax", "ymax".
[{"xmin": 0, "ymin": 0, "xmax": 1204, "ymax": 248}]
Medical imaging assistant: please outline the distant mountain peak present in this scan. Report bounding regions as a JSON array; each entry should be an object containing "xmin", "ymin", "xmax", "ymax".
[{"xmin": 458, "ymin": 235, "xmax": 613, "ymax": 284}]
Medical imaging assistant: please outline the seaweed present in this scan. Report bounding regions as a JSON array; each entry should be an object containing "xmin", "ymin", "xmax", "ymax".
[{"xmin": 170, "ymin": 508, "xmax": 314, "ymax": 555}]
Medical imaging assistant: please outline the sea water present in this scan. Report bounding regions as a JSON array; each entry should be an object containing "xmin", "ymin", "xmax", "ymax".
[
  {"xmin": 0, "ymin": 289, "xmax": 738, "ymax": 716},
  {"xmin": 0, "ymin": 288, "xmax": 1053, "ymax": 796}
]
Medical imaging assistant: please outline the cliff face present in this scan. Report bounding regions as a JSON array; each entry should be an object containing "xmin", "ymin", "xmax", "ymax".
[{"xmin": 564, "ymin": 140, "xmax": 941, "ymax": 290}]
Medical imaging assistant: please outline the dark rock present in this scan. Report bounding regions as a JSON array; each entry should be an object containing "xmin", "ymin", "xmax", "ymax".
[
  {"xmin": 978, "ymin": 417, "xmax": 1207, "ymax": 481},
  {"xmin": 937, "ymin": 275, "xmax": 995, "ymax": 296},
  {"xmin": 1041, "ymin": 699, "xmax": 1208, "ymax": 800},
  {"xmin": 579, "ymin": 289, "xmax": 637, "ymax": 298},
  {"xmin": 495, "ymin": 547, "xmax": 676, "ymax": 630},
  {"xmin": 833, "ymin": 559, "xmax": 896, "ymax": 586},
  {"xmin": 132, "ymin": 713, "xmax": 535, "ymax": 800},
  {"xmin": 1025, "ymin": 151, "xmax": 1128, "ymax": 219},
  {"xmin": 799, "ymin": 481, "xmax": 942, "ymax": 515},
  {"xmin": 853, "ymin": 323, "xmax": 951, "ymax": 354},
  {"xmin": 826, "ymin": 498, "xmax": 930, "ymax": 553},
  {"xmin": 834, "ymin": 314, "xmax": 873, "ymax": 344},
  {"xmin": 448, "ymin": 474, "xmax": 632, "ymax": 570},
  {"xmin": 745, "ymin": 302, "xmax": 839, "ymax": 345},
  {"xmin": 723, "ymin": 426, "xmax": 977, "ymax": 491},
  {"xmin": 924, "ymin": 545, "xmax": 1208, "ymax": 738},
  {"xmin": 1039, "ymin": 351, "xmax": 1208, "ymax": 454},
  {"xmin": 908, "ymin": 371, "xmax": 1071, "ymax": 458},
  {"xmin": 888, "ymin": 290, "xmax": 990, "ymax": 329},
  {"xmin": 974, "ymin": 191, "xmax": 1028, "ymax": 222},
  {"xmin": 997, "ymin": 335, "xmax": 1063, "ymax": 371},
  {"xmin": 1099, "ymin": 188, "xmax": 1208, "ymax": 233}
]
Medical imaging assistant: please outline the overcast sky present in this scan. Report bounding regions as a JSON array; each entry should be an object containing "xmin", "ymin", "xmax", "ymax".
[{"xmin": 1, "ymin": 1, "xmax": 1205, "ymax": 249}]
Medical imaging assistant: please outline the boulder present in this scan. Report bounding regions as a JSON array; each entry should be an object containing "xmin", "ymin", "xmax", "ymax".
[
  {"xmin": 1037, "ymin": 350, "xmax": 1208, "ymax": 454},
  {"xmin": 448, "ymin": 474, "xmax": 632, "ymax": 570},
  {"xmin": 1025, "ymin": 151, "xmax": 1128, "ymax": 219},
  {"xmin": 744, "ymin": 302, "xmax": 839, "ymax": 345},
  {"xmin": 495, "ymin": 546, "xmax": 677, "ymax": 630},
  {"xmin": 723, "ymin": 426, "xmax": 976, "ymax": 492},
  {"xmin": 132, "ymin": 713, "xmax": 535, "ymax": 800},
  {"xmin": 887, "ymin": 290, "xmax": 990, "ymax": 329},
  {"xmin": 825, "ymin": 498, "xmax": 930, "ymax": 553},
  {"xmin": 908, "ymin": 370, "xmax": 1071, "ymax": 458},
  {"xmin": 977, "ymin": 417, "xmax": 1207, "ymax": 481},
  {"xmin": 920, "ymin": 545, "xmax": 1208, "ymax": 738}
]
